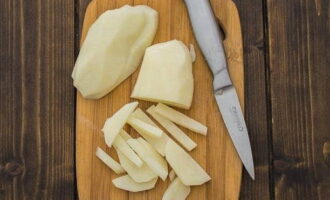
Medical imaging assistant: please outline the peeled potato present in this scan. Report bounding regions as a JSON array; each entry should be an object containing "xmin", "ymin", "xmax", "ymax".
[
  {"xmin": 165, "ymin": 140, "xmax": 211, "ymax": 185},
  {"xmin": 112, "ymin": 175, "xmax": 157, "ymax": 192},
  {"xmin": 73, "ymin": 5, "xmax": 158, "ymax": 99},
  {"xmin": 119, "ymin": 129, "xmax": 133, "ymax": 141},
  {"xmin": 154, "ymin": 103, "xmax": 207, "ymax": 135},
  {"xmin": 95, "ymin": 147, "xmax": 125, "ymax": 174},
  {"xmin": 113, "ymin": 135, "xmax": 143, "ymax": 167},
  {"xmin": 128, "ymin": 117, "xmax": 163, "ymax": 138},
  {"xmin": 116, "ymin": 150, "xmax": 157, "ymax": 183},
  {"xmin": 131, "ymin": 40, "xmax": 194, "ymax": 109},
  {"xmin": 147, "ymin": 105, "xmax": 197, "ymax": 151},
  {"xmin": 131, "ymin": 108, "xmax": 158, "ymax": 126},
  {"xmin": 102, "ymin": 102, "xmax": 138, "ymax": 147},
  {"xmin": 127, "ymin": 138, "xmax": 168, "ymax": 180},
  {"xmin": 162, "ymin": 177, "xmax": 191, "ymax": 200},
  {"xmin": 131, "ymin": 108, "xmax": 170, "ymax": 156}
]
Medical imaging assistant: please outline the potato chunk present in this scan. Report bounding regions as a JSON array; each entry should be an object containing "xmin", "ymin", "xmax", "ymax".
[
  {"xmin": 131, "ymin": 40, "xmax": 194, "ymax": 109},
  {"xmin": 95, "ymin": 147, "xmax": 125, "ymax": 174},
  {"xmin": 102, "ymin": 102, "xmax": 138, "ymax": 147},
  {"xmin": 73, "ymin": 5, "xmax": 158, "ymax": 99},
  {"xmin": 112, "ymin": 175, "xmax": 157, "ymax": 192},
  {"xmin": 165, "ymin": 140, "xmax": 211, "ymax": 185},
  {"xmin": 154, "ymin": 103, "xmax": 207, "ymax": 135}
]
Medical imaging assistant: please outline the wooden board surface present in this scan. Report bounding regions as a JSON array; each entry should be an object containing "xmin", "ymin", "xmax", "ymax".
[
  {"xmin": 76, "ymin": 0, "xmax": 244, "ymax": 199},
  {"xmin": 268, "ymin": 0, "xmax": 330, "ymax": 199},
  {"xmin": 234, "ymin": 0, "xmax": 272, "ymax": 199},
  {"xmin": 0, "ymin": 0, "xmax": 76, "ymax": 199}
]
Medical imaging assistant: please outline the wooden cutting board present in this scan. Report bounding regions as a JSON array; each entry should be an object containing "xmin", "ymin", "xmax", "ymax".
[{"xmin": 76, "ymin": 0, "xmax": 244, "ymax": 199}]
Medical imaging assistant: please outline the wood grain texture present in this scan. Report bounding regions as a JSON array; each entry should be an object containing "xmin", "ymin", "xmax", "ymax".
[
  {"xmin": 0, "ymin": 0, "xmax": 75, "ymax": 199},
  {"xmin": 75, "ymin": 0, "xmax": 245, "ymax": 199},
  {"xmin": 267, "ymin": 0, "xmax": 330, "ymax": 199},
  {"xmin": 233, "ymin": 0, "xmax": 272, "ymax": 199}
]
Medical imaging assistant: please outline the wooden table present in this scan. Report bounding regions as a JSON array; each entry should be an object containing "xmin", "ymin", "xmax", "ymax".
[{"xmin": 0, "ymin": 0, "xmax": 329, "ymax": 199}]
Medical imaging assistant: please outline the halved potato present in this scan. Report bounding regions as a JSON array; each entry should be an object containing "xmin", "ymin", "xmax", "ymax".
[
  {"xmin": 128, "ymin": 117, "xmax": 163, "ymax": 138},
  {"xmin": 162, "ymin": 177, "xmax": 191, "ymax": 200},
  {"xmin": 117, "ymin": 150, "xmax": 157, "ymax": 183},
  {"xmin": 73, "ymin": 5, "xmax": 158, "ymax": 99},
  {"xmin": 131, "ymin": 40, "xmax": 194, "ymax": 109},
  {"xmin": 127, "ymin": 138, "xmax": 168, "ymax": 180},
  {"xmin": 154, "ymin": 103, "xmax": 207, "ymax": 135},
  {"xmin": 165, "ymin": 140, "xmax": 211, "ymax": 185},
  {"xmin": 147, "ymin": 105, "xmax": 197, "ymax": 151},
  {"xmin": 102, "ymin": 102, "xmax": 138, "ymax": 147},
  {"xmin": 113, "ymin": 135, "xmax": 143, "ymax": 167},
  {"xmin": 112, "ymin": 175, "xmax": 157, "ymax": 192},
  {"xmin": 130, "ymin": 108, "xmax": 170, "ymax": 156},
  {"xmin": 95, "ymin": 147, "xmax": 125, "ymax": 174}
]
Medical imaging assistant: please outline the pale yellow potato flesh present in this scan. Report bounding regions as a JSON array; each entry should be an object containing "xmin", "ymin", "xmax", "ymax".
[
  {"xmin": 95, "ymin": 147, "xmax": 125, "ymax": 174},
  {"xmin": 165, "ymin": 140, "xmax": 211, "ymax": 185},
  {"xmin": 147, "ymin": 105, "xmax": 197, "ymax": 151},
  {"xmin": 73, "ymin": 5, "xmax": 158, "ymax": 99},
  {"xmin": 116, "ymin": 150, "xmax": 157, "ymax": 183},
  {"xmin": 127, "ymin": 138, "xmax": 168, "ymax": 180},
  {"xmin": 128, "ymin": 117, "xmax": 163, "ymax": 138},
  {"xmin": 131, "ymin": 108, "xmax": 158, "ymax": 126},
  {"xmin": 102, "ymin": 102, "xmax": 138, "ymax": 147},
  {"xmin": 119, "ymin": 129, "xmax": 133, "ymax": 141},
  {"xmin": 154, "ymin": 103, "xmax": 207, "ymax": 135},
  {"xmin": 112, "ymin": 175, "xmax": 157, "ymax": 192},
  {"xmin": 113, "ymin": 135, "xmax": 143, "ymax": 167},
  {"xmin": 130, "ymin": 108, "xmax": 170, "ymax": 156},
  {"xmin": 162, "ymin": 177, "xmax": 191, "ymax": 200},
  {"xmin": 131, "ymin": 40, "xmax": 194, "ymax": 109}
]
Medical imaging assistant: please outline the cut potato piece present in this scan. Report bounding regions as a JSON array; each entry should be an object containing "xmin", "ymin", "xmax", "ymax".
[
  {"xmin": 112, "ymin": 175, "xmax": 157, "ymax": 192},
  {"xmin": 131, "ymin": 40, "xmax": 194, "ymax": 109},
  {"xmin": 117, "ymin": 150, "xmax": 157, "ymax": 183},
  {"xmin": 120, "ymin": 129, "xmax": 133, "ymax": 141},
  {"xmin": 169, "ymin": 169, "xmax": 176, "ymax": 181},
  {"xmin": 128, "ymin": 117, "xmax": 163, "ymax": 138},
  {"xmin": 147, "ymin": 105, "xmax": 197, "ymax": 151},
  {"xmin": 155, "ymin": 103, "xmax": 207, "ymax": 135},
  {"xmin": 189, "ymin": 44, "xmax": 196, "ymax": 62},
  {"xmin": 131, "ymin": 108, "xmax": 158, "ymax": 126},
  {"xmin": 131, "ymin": 108, "xmax": 170, "ymax": 156},
  {"xmin": 114, "ymin": 135, "xmax": 143, "ymax": 167},
  {"xmin": 165, "ymin": 140, "xmax": 211, "ymax": 185},
  {"xmin": 127, "ymin": 138, "xmax": 168, "ymax": 180},
  {"xmin": 162, "ymin": 177, "xmax": 191, "ymax": 200},
  {"xmin": 95, "ymin": 147, "xmax": 125, "ymax": 174},
  {"xmin": 102, "ymin": 102, "xmax": 138, "ymax": 147},
  {"xmin": 73, "ymin": 5, "xmax": 158, "ymax": 99}
]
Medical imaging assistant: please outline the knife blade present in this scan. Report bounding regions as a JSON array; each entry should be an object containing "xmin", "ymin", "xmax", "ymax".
[{"xmin": 183, "ymin": 0, "xmax": 255, "ymax": 179}]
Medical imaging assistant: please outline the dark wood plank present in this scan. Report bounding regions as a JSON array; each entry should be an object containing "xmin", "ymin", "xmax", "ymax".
[
  {"xmin": 0, "ymin": 0, "xmax": 76, "ymax": 199},
  {"xmin": 233, "ymin": 0, "xmax": 272, "ymax": 199},
  {"xmin": 267, "ymin": 0, "xmax": 330, "ymax": 199}
]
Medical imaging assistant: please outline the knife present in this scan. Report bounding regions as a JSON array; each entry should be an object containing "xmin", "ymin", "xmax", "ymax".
[{"xmin": 183, "ymin": 0, "xmax": 255, "ymax": 179}]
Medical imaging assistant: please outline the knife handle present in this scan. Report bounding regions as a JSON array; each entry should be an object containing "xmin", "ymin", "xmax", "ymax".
[{"xmin": 184, "ymin": 0, "xmax": 232, "ymax": 90}]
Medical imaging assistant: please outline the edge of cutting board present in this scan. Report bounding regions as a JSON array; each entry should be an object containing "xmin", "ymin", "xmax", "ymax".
[{"xmin": 76, "ymin": 0, "xmax": 244, "ymax": 199}]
